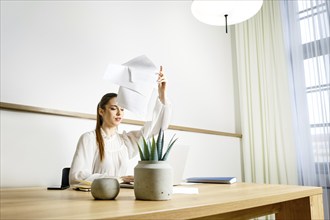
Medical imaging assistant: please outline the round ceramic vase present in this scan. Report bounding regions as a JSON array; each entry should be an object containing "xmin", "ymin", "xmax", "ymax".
[
  {"xmin": 91, "ymin": 178, "xmax": 120, "ymax": 200},
  {"xmin": 134, "ymin": 161, "xmax": 173, "ymax": 201}
]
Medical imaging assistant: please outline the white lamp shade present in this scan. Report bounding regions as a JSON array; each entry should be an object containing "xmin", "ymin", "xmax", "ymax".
[{"xmin": 191, "ymin": 0, "xmax": 263, "ymax": 26}]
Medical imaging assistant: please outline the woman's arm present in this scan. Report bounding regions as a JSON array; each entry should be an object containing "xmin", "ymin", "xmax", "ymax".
[
  {"xmin": 122, "ymin": 66, "xmax": 172, "ymax": 158},
  {"xmin": 158, "ymin": 65, "xmax": 166, "ymax": 104},
  {"xmin": 142, "ymin": 65, "xmax": 171, "ymax": 137}
]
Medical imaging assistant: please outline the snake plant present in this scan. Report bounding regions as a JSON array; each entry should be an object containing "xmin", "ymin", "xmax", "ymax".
[{"xmin": 137, "ymin": 129, "xmax": 178, "ymax": 161}]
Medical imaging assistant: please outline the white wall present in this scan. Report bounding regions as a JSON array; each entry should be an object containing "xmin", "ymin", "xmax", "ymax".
[
  {"xmin": 0, "ymin": 110, "xmax": 241, "ymax": 187},
  {"xmin": 0, "ymin": 1, "xmax": 241, "ymax": 187}
]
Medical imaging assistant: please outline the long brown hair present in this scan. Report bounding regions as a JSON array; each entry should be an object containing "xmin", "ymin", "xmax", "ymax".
[{"xmin": 95, "ymin": 93, "xmax": 117, "ymax": 161}]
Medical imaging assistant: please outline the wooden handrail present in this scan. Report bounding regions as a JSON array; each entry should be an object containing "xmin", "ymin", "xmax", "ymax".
[{"xmin": 0, "ymin": 102, "xmax": 242, "ymax": 138}]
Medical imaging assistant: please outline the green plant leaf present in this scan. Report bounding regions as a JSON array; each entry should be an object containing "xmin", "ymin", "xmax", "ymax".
[
  {"xmin": 150, "ymin": 136, "xmax": 158, "ymax": 161},
  {"xmin": 161, "ymin": 134, "xmax": 178, "ymax": 161},
  {"xmin": 138, "ymin": 130, "xmax": 178, "ymax": 161},
  {"xmin": 156, "ymin": 129, "xmax": 164, "ymax": 160},
  {"xmin": 137, "ymin": 142, "xmax": 145, "ymax": 161},
  {"xmin": 142, "ymin": 136, "xmax": 150, "ymax": 160},
  {"xmin": 147, "ymin": 139, "xmax": 152, "ymax": 156}
]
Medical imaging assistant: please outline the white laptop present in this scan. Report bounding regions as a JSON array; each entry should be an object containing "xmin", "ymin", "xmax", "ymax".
[{"xmin": 167, "ymin": 145, "xmax": 190, "ymax": 185}]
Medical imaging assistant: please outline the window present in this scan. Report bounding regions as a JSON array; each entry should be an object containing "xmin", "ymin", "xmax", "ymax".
[{"xmin": 298, "ymin": 0, "xmax": 330, "ymax": 164}]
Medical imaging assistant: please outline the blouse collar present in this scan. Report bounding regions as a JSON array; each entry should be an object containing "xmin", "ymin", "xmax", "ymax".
[{"xmin": 100, "ymin": 128, "xmax": 117, "ymax": 139}]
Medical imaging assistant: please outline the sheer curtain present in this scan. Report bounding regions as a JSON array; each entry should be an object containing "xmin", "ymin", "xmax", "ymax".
[
  {"xmin": 233, "ymin": 0, "xmax": 298, "ymax": 186},
  {"xmin": 233, "ymin": 0, "xmax": 329, "ymax": 218},
  {"xmin": 280, "ymin": 0, "xmax": 330, "ymax": 219}
]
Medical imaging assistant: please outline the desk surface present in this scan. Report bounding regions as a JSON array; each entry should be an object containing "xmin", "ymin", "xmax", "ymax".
[{"xmin": 0, "ymin": 183, "xmax": 324, "ymax": 220}]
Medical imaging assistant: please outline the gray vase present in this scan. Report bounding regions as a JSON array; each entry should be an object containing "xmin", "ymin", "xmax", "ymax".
[
  {"xmin": 91, "ymin": 178, "xmax": 120, "ymax": 200},
  {"xmin": 134, "ymin": 161, "xmax": 173, "ymax": 201}
]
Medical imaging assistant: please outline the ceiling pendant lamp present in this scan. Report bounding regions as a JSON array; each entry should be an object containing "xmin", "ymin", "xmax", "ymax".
[{"xmin": 191, "ymin": 0, "xmax": 264, "ymax": 33}]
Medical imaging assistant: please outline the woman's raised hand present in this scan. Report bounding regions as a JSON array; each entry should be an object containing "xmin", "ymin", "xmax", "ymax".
[{"xmin": 158, "ymin": 66, "xmax": 167, "ymax": 104}]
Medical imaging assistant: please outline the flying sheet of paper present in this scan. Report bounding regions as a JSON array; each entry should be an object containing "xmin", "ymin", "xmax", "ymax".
[
  {"xmin": 103, "ymin": 55, "xmax": 159, "ymax": 117},
  {"xmin": 122, "ymin": 55, "xmax": 158, "ymax": 83},
  {"xmin": 104, "ymin": 63, "xmax": 153, "ymax": 96},
  {"xmin": 117, "ymin": 87, "xmax": 155, "ymax": 116}
]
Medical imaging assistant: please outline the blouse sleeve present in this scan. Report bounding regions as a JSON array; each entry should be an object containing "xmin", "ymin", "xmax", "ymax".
[
  {"xmin": 69, "ymin": 132, "xmax": 109, "ymax": 185},
  {"xmin": 122, "ymin": 98, "xmax": 172, "ymax": 159}
]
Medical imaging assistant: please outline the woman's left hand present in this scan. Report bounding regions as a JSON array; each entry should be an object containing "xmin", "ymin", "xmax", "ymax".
[
  {"xmin": 120, "ymin": 175, "xmax": 134, "ymax": 183},
  {"xmin": 158, "ymin": 65, "xmax": 167, "ymax": 104}
]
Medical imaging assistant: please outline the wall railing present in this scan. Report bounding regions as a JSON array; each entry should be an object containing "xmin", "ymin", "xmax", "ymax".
[{"xmin": 0, "ymin": 102, "xmax": 242, "ymax": 138}]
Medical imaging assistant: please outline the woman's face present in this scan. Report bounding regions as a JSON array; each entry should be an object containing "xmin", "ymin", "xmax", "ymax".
[{"xmin": 99, "ymin": 97, "xmax": 124, "ymax": 128}]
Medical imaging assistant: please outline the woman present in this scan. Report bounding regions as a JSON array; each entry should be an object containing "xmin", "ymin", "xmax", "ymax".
[{"xmin": 69, "ymin": 66, "xmax": 171, "ymax": 185}]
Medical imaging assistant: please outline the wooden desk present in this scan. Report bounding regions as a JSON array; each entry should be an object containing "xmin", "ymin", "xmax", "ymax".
[{"xmin": 0, "ymin": 183, "xmax": 324, "ymax": 219}]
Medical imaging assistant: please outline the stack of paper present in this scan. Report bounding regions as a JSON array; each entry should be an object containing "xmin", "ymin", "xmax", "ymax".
[
  {"xmin": 72, "ymin": 180, "xmax": 92, "ymax": 191},
  {"xmin": 104, "ymin": 55, "xmax": 159, "ymax": 117}
]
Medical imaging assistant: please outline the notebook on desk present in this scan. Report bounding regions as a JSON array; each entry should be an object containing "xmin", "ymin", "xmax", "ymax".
[
  {"xmin": 120, "ymin": 145, "xmax": 190, "ymax": 188},
  {"xmin": 186, "ymin": 176, "xmax": 237, "ymax": 184}
]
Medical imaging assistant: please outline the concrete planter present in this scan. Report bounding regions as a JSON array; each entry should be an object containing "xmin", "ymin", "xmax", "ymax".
[
  {"xmin": 91, "ymin": 178, "xmax": 120, "ymax": 200},
  {"xmin": 134, "ymin": 161, "xmax": 173, "ymax": 200}
]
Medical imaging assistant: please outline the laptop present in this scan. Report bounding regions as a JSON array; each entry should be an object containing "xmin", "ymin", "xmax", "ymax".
[
  {"xmin": 47, "ymin": 167, "xmax": 70, "ymax": 190},
  {"xmin": 120, "ymin": 145, "xmax": 189, "ymax": 188},
  {"xmin": 167, "ymin": 145, "xmax": 189, "ymax": 185}
]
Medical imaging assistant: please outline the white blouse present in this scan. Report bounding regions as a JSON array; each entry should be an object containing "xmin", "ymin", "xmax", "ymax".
[{"xmin": 69, "ymin": 98, "xmax": 171, "ymax": 185}]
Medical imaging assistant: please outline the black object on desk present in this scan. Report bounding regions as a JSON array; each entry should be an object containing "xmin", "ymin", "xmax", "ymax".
[{"xmin": 47, "ymin": 167, "xmax": 70, "ymax": 190}]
